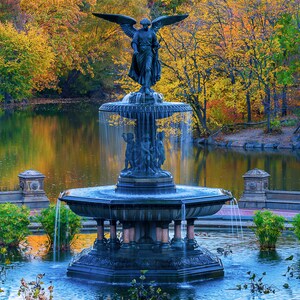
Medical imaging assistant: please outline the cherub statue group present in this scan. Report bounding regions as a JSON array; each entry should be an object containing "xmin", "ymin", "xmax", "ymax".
[{"xmin": 122, "ymin": 131, "xmax": 166, "ymax": 175}]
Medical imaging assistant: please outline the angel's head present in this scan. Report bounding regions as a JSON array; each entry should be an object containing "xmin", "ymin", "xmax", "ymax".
[{"xmin": 140, "ymin": 18, "xmax": 151, "ymax": 30}]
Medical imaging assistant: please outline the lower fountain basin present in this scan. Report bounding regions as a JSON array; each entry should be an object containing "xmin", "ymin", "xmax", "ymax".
[
  {"xmin": 60, "ymin": 185, "xmax": 231, "ymax": 221},
  {"xmin": 60, "ymin": 185, "xmax": 232, "ymax": 283},
  {"xmin": 67, "ymin": 246, "xmax": 224, "ymax": 283}
]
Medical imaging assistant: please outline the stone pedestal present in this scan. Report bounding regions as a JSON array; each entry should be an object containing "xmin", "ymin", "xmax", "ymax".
[
  {"xmin": 239, "ymin": 168, "xmax": 270, "ymax": 209},
  {"xmin": 18, "ymin": 169, "xmax": 50, "ymax": 209}
]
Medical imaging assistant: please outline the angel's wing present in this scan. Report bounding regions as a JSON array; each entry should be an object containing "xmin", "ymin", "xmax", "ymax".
[
  {"xmin": 151, "ymin": 14, "xmax": 188, "ymax": 33},
  {"xmin": 92, "ymin": 13, "xmax": 137, "ymax": 38}
]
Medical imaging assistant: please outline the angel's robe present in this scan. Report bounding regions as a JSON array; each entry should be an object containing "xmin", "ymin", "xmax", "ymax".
[{"xmin": 128, "ymin": 28, "xmax": 161, "ymax": 89}]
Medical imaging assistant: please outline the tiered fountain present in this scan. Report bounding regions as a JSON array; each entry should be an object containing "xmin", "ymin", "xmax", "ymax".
[{"xmin": 59, "ymin": 12, "xmax": 232, "ymax": 283}]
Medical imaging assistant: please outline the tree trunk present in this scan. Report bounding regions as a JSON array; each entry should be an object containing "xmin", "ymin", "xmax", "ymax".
[
  {"xmin": 265, "ymin": 86, "xmax": 271, "ymax": 133},
  {"xmin": 281, "ymin": 85, "xmax": 288, "ymax": 117},
  {"xmin": 273, "ymin": 86, "xmax": 279, "ymax": 117},
  {"xmin": 60, "ymin": 70, "xmax": 80, "ymax": 98},
  {"xmin": 246, "ymin": 90, "xmax": 252, "ymax": 122}
]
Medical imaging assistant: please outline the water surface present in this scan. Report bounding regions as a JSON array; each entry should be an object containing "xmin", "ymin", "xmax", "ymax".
[
  {"xmin": 1, "ymin": 230, "xmax": 299, "ymax": 299},
  {"xmin": 0, "ymin": 103, "xmax": 299, "ymax": 201}
]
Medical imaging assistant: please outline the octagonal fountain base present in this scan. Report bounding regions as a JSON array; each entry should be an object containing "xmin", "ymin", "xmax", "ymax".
[
  {"xmin": 60, "ymin": 185, "xmax": 231, "ymax": 283},
  {"xmin": 67, "ymin": 245, "xmax": 224, "ymax": 283}
]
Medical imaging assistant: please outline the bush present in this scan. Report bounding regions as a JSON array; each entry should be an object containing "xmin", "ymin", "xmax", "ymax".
[
  {"xmin": 253, "ymin": 210, "xmax": 285, "ymax": 250},
  {"xmin": 36, "ymin": 204, "xmax": 81, "ymax": 250},
  {"xmin": 265, "ymin": 118, "xmax": 282, "ymax": 134},
  {"xmin": 292, "ymin": 214, "xmax": 300, "ymax": 241},
  {"xmin": 0, "ymin": 203, "xmax": 30, "ymax": 248}
]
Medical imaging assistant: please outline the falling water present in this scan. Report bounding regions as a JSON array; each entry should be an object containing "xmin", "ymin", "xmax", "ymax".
[
  {"xmin": 53, "ymin": 198, "xmax": 61, "ymax": 261},
  {"xmin": 229, "ymin": 198, "xmax": 244, "ymax": 239},
  {"xmin": 181, "ymin": 203, "xmax": 189, "ymax": 287},
  {"xmin": 181, "ymin": 203, "xmax": 186, "ymax": 241}
]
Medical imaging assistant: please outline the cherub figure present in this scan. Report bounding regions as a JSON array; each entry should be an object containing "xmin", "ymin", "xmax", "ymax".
[
  {"xmin": 156, "ymin": 131, "xmax": 166, "ymax": 169},
  {"xmin": 122, "ymin": 132, "xmax": 135, "ymax": 170},
  {"xmin": 93, "ymin": 13, "xmax": 188, "ymax": 95},
  {"xmin": 140, "ymin": 134, "xmax": 155, "ymax": 174}
]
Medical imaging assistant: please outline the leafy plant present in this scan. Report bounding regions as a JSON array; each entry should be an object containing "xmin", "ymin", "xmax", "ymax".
[
  {"xmin": 252, "ymin": 210, "xmax": 285, "ymax": 250},
  {"xmin": 292, "ymin": 214, "xmax": 300, "ymax": 241},
  {"xmin": 35, "ymin": 204, "xmax": 81, "ymax": 250},
  {"xmin": 18, "ymin": 273, "xmax": 53, "ymax": 300},
  {"xmin": 264, "ymin": 118, "xmax": 282, "ymax": 134},
  {"xmin": 0, "ymin": 203, "xmax": 30, "ymax": 248},
  {"xmin": 235, "ymin": 271, "xmax": 277, "ymax": 295},
  {"xmin": 282, "ymin": 255, "xmax": 300, "ymax": 289},
  {"xmin": 127, "ymin": 270, "xmax": 170, "ymax": 300}
]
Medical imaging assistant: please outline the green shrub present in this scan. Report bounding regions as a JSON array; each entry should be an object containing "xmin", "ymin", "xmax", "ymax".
[
  {"xmin": 36, "ymin": 204, "xmax": 81, "ymax": 250},
  {"xmin": 265, "ymin": 118, "xmax": 282, "ymax": 134},
  {"xmin": 0, "ymin": 203, "xmax": 30, "ymax": 248},
  {"xmin": 292, "ymin": 214, "xmax": 300, "ymax": 241},
  {"xmin": 253, "ymin": 210, "xmax": 285, "ymax": 250}
]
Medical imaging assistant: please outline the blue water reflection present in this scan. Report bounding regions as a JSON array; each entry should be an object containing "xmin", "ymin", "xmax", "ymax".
[{"xmin": 1, "ymin": 230, "xmax": 299, "ymax": 300}]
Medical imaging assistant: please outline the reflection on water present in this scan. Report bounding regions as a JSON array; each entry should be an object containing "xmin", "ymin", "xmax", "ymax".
[
  {"xmin": 0, "ymin": 103, "xmax": 299, "ymax": 202},
  {"xmin": 1, "ymin": 231, "xmax": 299, "ymax": 300}
]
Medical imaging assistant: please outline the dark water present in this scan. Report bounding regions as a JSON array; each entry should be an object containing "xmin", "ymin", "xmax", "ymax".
[
  {"xmin": 0, "ymin": 103, "xmax": 299, "ymax": 201},
  {"xmin": 1, "ymin": 230, "xmax": 300, "ymax": 299}
]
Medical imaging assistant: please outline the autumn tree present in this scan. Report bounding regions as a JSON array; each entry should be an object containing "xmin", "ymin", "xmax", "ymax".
[{"xmin": 0, "ymin": 23, "xmax": 55, "ymax": 102}]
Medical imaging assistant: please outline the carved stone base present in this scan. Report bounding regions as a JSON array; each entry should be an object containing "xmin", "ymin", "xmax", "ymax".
[
  {"xmin": 67, "ymin": 244, "xmax": 224, "ymax": 283},
  {"xmin": 116, "ymin": 175, "xmax": 176, "ymax": 194}
]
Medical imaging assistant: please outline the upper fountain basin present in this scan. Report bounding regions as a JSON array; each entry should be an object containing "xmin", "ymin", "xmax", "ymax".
[
  {"xmin": 99, "ymin": 93, "xmax": 192, "ymax": 119},
  {"xmin": 59, "ymin": 185, "xmax": 232, "ymax": 221}
]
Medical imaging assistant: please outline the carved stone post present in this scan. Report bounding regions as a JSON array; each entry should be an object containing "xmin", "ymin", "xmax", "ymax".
[
  {"xmin": 18, "ymin": 170, "xmax": 49, "ymax": 208},
  {"xmin": 239, "ymin": 168, "xmax": 270, "ymax": 209}
]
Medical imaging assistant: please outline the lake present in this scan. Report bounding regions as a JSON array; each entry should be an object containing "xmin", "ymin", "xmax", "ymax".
[{"xmin": 0, "ymin": 102, "xmax": 299, "ymax": 202}]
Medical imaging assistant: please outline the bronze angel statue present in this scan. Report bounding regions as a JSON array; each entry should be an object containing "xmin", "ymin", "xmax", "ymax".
[{"xmin": 93, "ymin": 13, "xmax": 188, "ymax": 95}]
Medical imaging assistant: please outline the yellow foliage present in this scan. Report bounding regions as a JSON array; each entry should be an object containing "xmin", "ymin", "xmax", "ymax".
[{"xmin": 0, "ymin": 22, "xmax": 55, "ymax": 98}]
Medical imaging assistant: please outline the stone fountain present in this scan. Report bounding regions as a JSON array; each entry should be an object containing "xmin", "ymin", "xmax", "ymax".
[{"xmin": 59, "ymin": 12, "xmax": 232, "ymax": 283}]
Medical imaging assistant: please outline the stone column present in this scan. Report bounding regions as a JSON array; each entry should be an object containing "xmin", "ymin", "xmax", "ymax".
[
  {"xmin": 187, "ymin": 219, "xmax": 195, "ymax": 240},
  {"xmin": 161, "ymin": 222, "xmax": 170, "ymax": 249},
  {"xmin": 96, "ymin": 219, "xmax": 105, "ymax": 241},
  {"xmin": 186, "ymin": 219, "xmax": 197, "ymax": 249},
  {"xmin": 129, "ymin": 224, "xmax": 136, "ymax": 248},
  {"xmin": 174, "ymin": 220, "xmax": 181, "ymax": 239},
  {"xmin": 94, "ymin": 219, "xmax": 106, "ymax": 250},
  {"xmin": 109, "ymin": 220, "xmax": 119, "ymax": 249},
  {"xmin": 122, "ymin": 222, "xmax": 131, "ymax": 249},
  {"xmin": 171, "ymin": 220, "xmax": 184, "ymax": 249}
]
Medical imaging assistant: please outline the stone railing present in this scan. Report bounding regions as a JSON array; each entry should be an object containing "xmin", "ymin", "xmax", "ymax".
[
  {"xmin": 0, "ymin": 170, "xmax": 49, "ymax": 209},
  {"xmin": 238, "ymin": 168, "xmax": 300, "ymax": 210}
]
